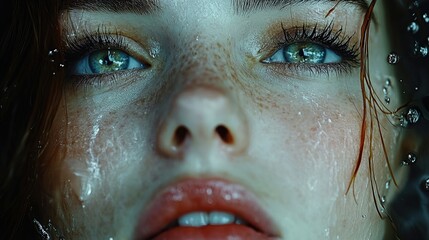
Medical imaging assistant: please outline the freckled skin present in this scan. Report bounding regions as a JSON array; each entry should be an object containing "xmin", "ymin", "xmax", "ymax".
[{"xmin": 37, "ymin": 0, "xmax": 405, "ymax": 239}]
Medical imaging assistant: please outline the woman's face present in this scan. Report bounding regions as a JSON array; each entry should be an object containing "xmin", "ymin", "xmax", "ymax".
[{"xmin": 39, "ymin": 0, "xmax": 403, "ymax": 239}]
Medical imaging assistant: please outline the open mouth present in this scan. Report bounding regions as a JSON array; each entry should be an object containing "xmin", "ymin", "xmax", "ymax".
[{"xmin": 134, "ymin": 178, "xmax": 280, "ymax": 240}]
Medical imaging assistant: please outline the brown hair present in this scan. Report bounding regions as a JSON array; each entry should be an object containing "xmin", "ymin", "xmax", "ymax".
[{"xmin": 0, "ymin": 1, "xmax": 64, "ymax": 239}]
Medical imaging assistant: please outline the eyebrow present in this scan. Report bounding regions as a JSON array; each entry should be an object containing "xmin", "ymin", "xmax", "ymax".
[
  {"xmin": 65, "ymin": 0, "xmax": 368, "ymax": 15},
  {"xmin": 65, "ymin": 0, "xmax": 160, "ymax": 14},
  {"xmin": 233, "ymin": 0, "xmax": 368, "ymax": 14}
]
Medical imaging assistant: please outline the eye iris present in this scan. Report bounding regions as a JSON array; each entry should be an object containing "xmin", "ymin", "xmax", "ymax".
[
  {"xmin": 89, "ymin": 49, "xmax": 130, "ymax": 74},
  {"xmin": 284, "ymin": 43, "xmax": 326, "ymax": 64}
]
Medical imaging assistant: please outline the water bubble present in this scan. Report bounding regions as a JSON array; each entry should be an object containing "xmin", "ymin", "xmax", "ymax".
[
  {"xmin": 407, "ymin": 22, "xmax": 420, "ymax": 34},
  {"xmin": 423, "ymin": 178, "xmax": 429, "ymax": 191},
  {"xmin": 412, "ymin": 42, "xmax": 428, "ymax": 57},
  {"xmin": 423, "ymin": 13, "xmax": 429, "ymax": 23},
  {"xmin": 406, "ymin": 108, "xmax": 420, "ymax": 124},
  {"xmin": 59, "ymin": 63, "xmax": 65, "ymax": 68},
  {"xmin": 398, "ymin": 108, "xmax": 420, "ymax": 127},
  {"xmin": 387, "ymin": 52, "xmax": 400, "ymax": 64},
  {"xmin": 403, "ymin": 153, "xmax": 417, "ymax": 165}
]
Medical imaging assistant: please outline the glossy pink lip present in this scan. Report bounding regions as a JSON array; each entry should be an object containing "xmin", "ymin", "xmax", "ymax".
[{"xmin": 134, "ymin": 177, "xmax": 280, "ymax": 240}]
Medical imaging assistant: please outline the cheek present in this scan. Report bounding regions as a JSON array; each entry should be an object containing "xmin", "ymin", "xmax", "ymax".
[
  {"xmin": 253, "ymin": 90, "xmax": 363, "ymax": 208},
  {"xmin": 42, "ymin": 100, "xmax": 157, "ymax": 210}
]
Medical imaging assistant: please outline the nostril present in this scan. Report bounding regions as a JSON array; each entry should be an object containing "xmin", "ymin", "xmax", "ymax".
[
  {"xmin": 215, "ymin": 125, "xmax": 234, "ymax": 144},
  {"xmin": 173, "ymin": 126, "xmax": 189, "ymax": 147}
]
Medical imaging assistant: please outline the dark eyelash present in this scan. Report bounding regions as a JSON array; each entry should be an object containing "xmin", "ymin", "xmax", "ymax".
[
  {"xmin": 64, "ymin": 27, "xmax": 133, "ymax": 88},
  {"xmin": 275, "ymin": 21, "xmax": 360, "ymax": 75}
]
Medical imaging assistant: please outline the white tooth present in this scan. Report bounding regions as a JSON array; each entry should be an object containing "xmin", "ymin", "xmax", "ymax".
[
  {"xmin": 178, "ymin": 212, "xmax": 209, "ymax": 227},
  {"xmin": 209, "ymin": 211, "xmax": 235, "ymax": 225}
]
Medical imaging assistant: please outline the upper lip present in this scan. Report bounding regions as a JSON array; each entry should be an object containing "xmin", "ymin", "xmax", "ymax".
[{"xmin": 134, "ymin": 177, "xmax": 279, "ymax": 239}]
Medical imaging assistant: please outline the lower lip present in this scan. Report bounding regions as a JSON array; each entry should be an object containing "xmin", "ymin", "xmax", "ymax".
[
  {"xmin": 135, "ymin": 178, "xmax": 279, "ymax": 239},
  {"xmin": 152, "ymin": 225, "xmax": 274, "ymax": 240}
]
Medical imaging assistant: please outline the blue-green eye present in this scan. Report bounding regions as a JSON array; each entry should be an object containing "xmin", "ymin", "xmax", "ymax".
[
  {"xmin": 72, "ymin": 49, "xmax": 145, "ymax": 75},
  {"xmin": 265, "ymin": 42, "xmax": 341, "ymax": 64}
]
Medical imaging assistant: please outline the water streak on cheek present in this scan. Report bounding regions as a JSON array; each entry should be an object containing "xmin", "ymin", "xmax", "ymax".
[{"xmin": 70, "ymin": 114, "xmax": 104, "ymax": 204}]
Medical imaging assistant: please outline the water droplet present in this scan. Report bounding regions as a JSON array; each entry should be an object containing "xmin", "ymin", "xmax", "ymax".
[
  {"xmin": 423, "ymin": 178, "xmax": 429, "ymax": 191},
  {"xmin": 407, "ymin": 22, "xmax": 420, "ymax": 34},
  {"xmin": 423, "ymin": 13, "xmax": 429, "ymax": 23},
  {"xmin": 48, "ymin": 49, "xmax": 58, "ymax": 56},
  {"xmin": 383, "ymin": 87, "xmax": 388, "ymax": 95},
  {"xmin": 59, "ymin": 63, "xmax": 65, "ymax": 68},
  {"xmin": 385, "ymin": 78, "xmax": 391, "ymax": 86},
  {"xmin": 387, "ymin": 52, "xmax": 399, "ymax": 64},
  {"xmin": 381, "ymin": 196, "xmax": 386, "ymax": 203},
  {"xmin": 384, "ymin": 96, "xmax": 391, "ymax": 104},
  {"xmin": 52, "ymin": 72, "xmax": 56, "ymax": 76},
  {"xmin": 409, "ymin": 1, "xmax": 420, "ymax": 9},
  {"xmin": 383, "ymin": 79, "xmax": 392, "ymax": 104},
  {"xmin": 418, "ymin": 46, "xmax": 428, "ymax": 57},
  {"xmin": 385, "ymin": 180, "xmax": 391, "ymax": 190},
  {"xmin": 415, "ymin": 86, "xmax": 419, "ymax": 91},
  {"xmin": 403, "ymin": 153, "xmax": 417, "ymax": 165},
  {"xmin": 33, "ymin": 219, "xmax": 51, "ymax": 240},
  {"xmin": 224, "ymin": 194, "xmax": 232, "ymax": 201},
  {"xmin": 406, "ymin": 108, "xmax": 420, "ymax": 124}
]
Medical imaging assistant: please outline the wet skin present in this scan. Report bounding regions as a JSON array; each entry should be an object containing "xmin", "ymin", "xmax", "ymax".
[{"xmin": 38, "ymin": 0, "xmax": 405, "ymax": 239}]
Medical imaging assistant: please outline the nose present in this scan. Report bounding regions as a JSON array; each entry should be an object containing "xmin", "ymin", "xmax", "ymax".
[{"xmin": 156, "ymin": 85, "xmax": 249, "ymax": 158}]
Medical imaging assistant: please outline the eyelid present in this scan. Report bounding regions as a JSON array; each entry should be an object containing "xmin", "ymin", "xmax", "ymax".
[
  {"xmin": 64, "ymin": 30, "xmax": 152, "ymax": 69},
  {"xmin": 63, "ymin": 28, "xmax": 156, "ymax": 90},
  {"xmin": 259, "ymin": 21, "xmax": 360, "ymax": 76}
]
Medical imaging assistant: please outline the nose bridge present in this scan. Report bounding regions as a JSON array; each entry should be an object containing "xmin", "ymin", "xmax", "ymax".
[
  {"xmin": 156, "ymin": 40, "xmax": 249, "ymax": 159},
  {"xmin": 170, "ymin": 37, "xmax": 233, "ymax": 87}
]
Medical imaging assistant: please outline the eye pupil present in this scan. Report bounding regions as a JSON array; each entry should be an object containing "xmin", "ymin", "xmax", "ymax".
[
  {"xmin": 89, "ymin": 50, "xmax": 130, "ymax": 74},
  {"xmin": 101, "ymin": 53, "xmax": 114, "ymax": 66},
  {"xmin": 284, "ymin": 43, "xmax": 326, "ymax": 64}
]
